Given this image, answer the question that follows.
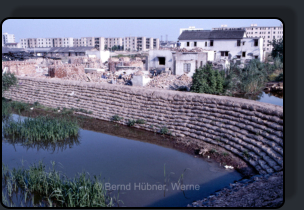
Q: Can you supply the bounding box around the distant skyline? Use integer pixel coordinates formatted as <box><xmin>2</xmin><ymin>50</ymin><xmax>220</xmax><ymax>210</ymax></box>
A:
<box><xmin>2</xmin><ymin>19</ymin><xmax>282</xmax><ymax>42</ymax></box>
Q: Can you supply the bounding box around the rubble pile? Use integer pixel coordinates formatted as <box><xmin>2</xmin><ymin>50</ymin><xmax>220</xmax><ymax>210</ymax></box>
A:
<box><xmin>146</xmin><ymin>73</ymin><xmax>192</xmax><ymax>90</ymax></box>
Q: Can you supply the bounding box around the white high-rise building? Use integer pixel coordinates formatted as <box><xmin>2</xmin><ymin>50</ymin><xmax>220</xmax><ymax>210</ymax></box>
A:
<box><xmin>212</xmin><ymin>24</ymin><xmax>283</xmax><ymax>52</ymax></box>
<box><xmin>2</xmin><ymin>33</ymin><xmax>15</xmax><ymax>46</ymax></box>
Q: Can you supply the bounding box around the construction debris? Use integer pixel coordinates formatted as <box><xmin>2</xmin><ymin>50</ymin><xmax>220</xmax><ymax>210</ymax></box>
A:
<box><xmin>146</xmin><ymin>73</ymin><xmax>192</xmax><ymax>90</ymax></box>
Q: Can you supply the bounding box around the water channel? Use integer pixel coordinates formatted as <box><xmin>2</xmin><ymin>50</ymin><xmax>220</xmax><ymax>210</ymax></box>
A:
<box><xmin>234</xmin><ymin>91</ymin><xmax>283</xmax><ymax>106</ymax></box>
<box><xmin>2</xmin><ymin>114</ymin><xmax>243</xmax><ymax>207</ymax></box>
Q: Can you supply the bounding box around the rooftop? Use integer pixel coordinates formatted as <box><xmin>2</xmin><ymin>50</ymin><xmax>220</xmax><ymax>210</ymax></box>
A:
<box><xmin>178</xmin><ymin>30</ymin><xmax>246</xmax><ymax>40</ymax></box>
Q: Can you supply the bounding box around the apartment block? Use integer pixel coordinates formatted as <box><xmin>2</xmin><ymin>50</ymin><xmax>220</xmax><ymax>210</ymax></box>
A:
<box><xmin>19</xmin><ymin>36</ymin><xmax>159</xmax><ymax>51</ymax></box>
<box><xmin>124</xmin><ymin>37</ymin><xmax>159</xmax><ymax>51</ymax></box>
<box><xmin>94</xmin><ymin>37</ymin><xmax>105</xmax><ymax>50</ymax></box>
<box><xmin>212</xmin><ymin>24</ymin><xmax>283</xmax><ymax>52</ymax></box>
<box><xmin>104</xmin><ymin>37</ymin><xmax>123</xmax><ymax>50</ymax></box>
<box><xmin>2</xmin><ymin>33</ymin><xmax>15</xmax><ymax>46</ymax></box>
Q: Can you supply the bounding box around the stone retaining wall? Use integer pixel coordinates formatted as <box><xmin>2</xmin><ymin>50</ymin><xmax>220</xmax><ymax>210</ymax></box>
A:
<box><xmin>3</xmin><ymin>76</ymin><xmax>283</xmax><ymax>175</ymax></box>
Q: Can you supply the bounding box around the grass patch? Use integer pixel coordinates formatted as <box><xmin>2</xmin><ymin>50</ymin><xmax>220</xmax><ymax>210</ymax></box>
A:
<box><xmin>111</xmin><ymin>115</ymin><xmax>123</xmax><ymax>122</ymax></box>
<box><xmin>135</xmin><ymin>119</ymin><xmax>145</xmax><ymax>124</ymax></box>
<box><xmin>209</xmin><ymin>149</ymin><xmax>217</xmax><ymax>154</ymax></box>
<box><xmin>127</xmin><ymin>119</ymin><xmax>136</xmax><ymax>127</ymax></box>
<box><xmin>242</xmin><ymin>150</ymin><xmax>250</xmax><ymax>159</ymax></box>
<box><xmin>159</xmin><ymin>126</ymin><xmax>171</xmax><ymax>135</ymax></box>
<box><xmin>2</xmin><ymin>161</ymin><xmax>119</xmax><ymax>207</ymax></box>
<box><xmin>3</xmin><ymin>116</ymin><xmax>79</xmax><ymax>143</ymax></box>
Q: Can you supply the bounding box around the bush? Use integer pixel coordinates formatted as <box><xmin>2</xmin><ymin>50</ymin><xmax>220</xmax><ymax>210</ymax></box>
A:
<box><xmin>268</xmin><ymin>73</ymin><xmax>278</xmax><ymax>82</ymax></box>
<box><xmin>2</xmin><ymin>72</ymin><xmax>18</xmax><ymax>92</ymax></box>
<box><xmin>135</xmin><ymin>119</ymin><xmax>145</xmax><ymax>124</ymax></box>
<box><xmin>159</xmin><ymin>126</ymin><xmax>171</xmax><ymax>135</ymax></box>
<box><xmin>191</xmin><ymin>64</ymin><xmax>225</xmax><ymax>95</ymax></box>
<box><xmin>224</xmin><ymin>59</ymin><xmax>276</xmax><ymax>94</ymax></box>
<box><xmin>127</xmin><ymin>119</ymin><xmax>136</xmax><ymax>127</ymax></box>
<box><xmin>275</xmin><ymin>73</ymin><xmax>283</xmax><ymax>81</ymax></box>
<box><xmin>111</xmin><ymin>115</ymin><xmax>123</xmax><ymax>122</ymax></box>
<box><xmin>10</xmin><ymin>101</ymin><xmax>30</xmax><ymax>112</ymax></box>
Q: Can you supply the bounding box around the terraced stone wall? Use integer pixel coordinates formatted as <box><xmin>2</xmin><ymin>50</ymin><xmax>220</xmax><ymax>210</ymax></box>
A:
<box><xmin>3</xmin><ymin>76</ymin><xmax>283</xmax><ymax>175</ymax></box>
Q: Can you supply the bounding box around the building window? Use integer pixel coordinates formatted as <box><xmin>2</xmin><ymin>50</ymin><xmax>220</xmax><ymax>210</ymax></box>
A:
<box><xmin>187</xmin><ymin>42</ymin><xmax>190</xmax><ymax>47</ymax></box>
<box><xmin>254</xmin><ymin>56</ymin><xmax>259</xmax><ymax>59</ymax></box>
<box><xmin>183</xmin><ymin>63</ymin><xmax>191</xmax><ymax>73</ymax></box>
<box><xmin>210</xmin><ymin>40</ymin><xmax>214</xmax><ymax>46</ymax></box>
<box><xmin>237</xmin><ymin>55</ymin><xmax>241</xmax><ymax>59</ymax></box>
<box><xmin>242</xmin><ymin>52</ymin><xmax>246</xmax><ymax>57</ymax></box>
<box><xmin>254</xmin><ymin>39</ymin><xmax>259</xmax><ymax>46</ymax></box>
<box><xmin>237</xmin><ymin>40</ymin><xmax>241</xmax><ymax>46</ymax></box>
<box><xmin>205</xmin><ymin>42</ymin><xmax>207</xmax><ymax>47</ymax></box>
<box><xmin>243</xmin><ymin>41</ymin><xmax>245</xmax><ymax>45</ymax></box>
<box><xmin>221</xmin><ymin>51</ymin><xmax>229</xmax><ymax>56</ymax></box>
<box><xmin>194</xmin><ymin>42</ymin><xmax>197</xmax><ymax>47</ymax></box>
<box><xmin>158</xmin><ymin>57</ymin><xmax>166</xmax><ymax>65</ymax></box>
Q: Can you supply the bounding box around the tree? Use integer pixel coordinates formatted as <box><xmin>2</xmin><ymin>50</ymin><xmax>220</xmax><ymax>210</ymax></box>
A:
<box><xmin>268</xmin><ymin>38</ymin><xmax>283</xmax><ymax>62</ymax></box>
<box><xmin>190</xmin><ymin>64</ymin><xmax>225</xmax><ymax>95</ymax></box>
<box><xmin>111</xmin><ymin>45</ymin><xmax>118</xmax><ymax>51</ymax></box>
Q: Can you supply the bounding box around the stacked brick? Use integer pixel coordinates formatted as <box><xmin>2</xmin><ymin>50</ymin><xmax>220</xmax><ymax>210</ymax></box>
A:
<box><xmin>4</xmin><ymin>76</ymin><xmax>283</xmax><ymax>176</ymax></box>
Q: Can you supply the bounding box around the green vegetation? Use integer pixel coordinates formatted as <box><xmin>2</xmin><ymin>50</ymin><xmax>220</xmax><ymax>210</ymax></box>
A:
<box><xmin>2</xmin><ymin>72</ymin><xmax>18</xmax><ymax>93</ymax></box>
<box><xmin>127</xmin><ymin>119</ymin><xmax>136</xmax><ymax>127</ymax></box>
<box><xmin>159</xmin><ymin>126</ymin><xmax>171</xmax><ymax>135</ymax></box>
<box><xmin>275</xmin><ymin>73</ymin><xmax>283</xmax><ymax>82</ymax></box>
<box><xmin>3</xmin><ymin>116</ymin><xmax>79</xmax><ymax>143</ymax></box>
<box><xmin>126</xmin><ymin>119</ymin><xmax>145</xmax><ymax>126</ymax></box>
<box><xmin>209</xmin><ymin>149</ymin><xmax>218</xmax><ymax>154</ymax></box>
<box><xmin>191</xmin><ymin>52</ymin><xmax>283</xmax><ymax>96</ymax></box>
<box><xmin>242</xmin><ymin>150</ymin><xmax>250</xmax><ymax>159</ymax></box>
<box><xmin>268</xmin><ymin>38</ymin><xmax>283</xmax><ymax>62</ymax></box>
<box><xmin>135</xmin><ymin>119</ymin><xmax>145</xmax><ymax>124</ymax></box>
<box><xmin>191</xmin><ymin>64</ymin><xmax>225</xmax><ymax>95</ymax></box>
<box><xmin>111</xmin><ymin>115</ymin><xmax>124</xmax><ymax>122</ymax></box>
<box><xmin>2</xmin><ymin>161</ymin><xmax>119</xmax><ymax>207</ymax></box>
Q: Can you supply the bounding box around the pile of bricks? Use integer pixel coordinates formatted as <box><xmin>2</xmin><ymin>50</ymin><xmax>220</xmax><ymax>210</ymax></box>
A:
<box><xmin>146</xmin><ymin>73</ymin><xmax>192</xmax><ymax>90</ymax></box>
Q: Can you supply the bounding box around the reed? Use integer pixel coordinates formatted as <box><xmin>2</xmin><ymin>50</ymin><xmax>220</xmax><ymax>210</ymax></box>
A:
<box><xmin>3</xmin><ymin>116</ymin><xmax>79</xmax><ymax>143</ymax></box>
<box><xmin>2</xmin><ymin>161</ymin><xmax>119</xmax><ymax>207</ymax></box>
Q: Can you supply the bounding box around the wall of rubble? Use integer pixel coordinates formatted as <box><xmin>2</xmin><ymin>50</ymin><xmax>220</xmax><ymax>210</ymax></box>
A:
<box><xmin>2</xmin><ymin>61</ymin><xmax>38</xmax><ymax>75</ymax></box>
<box><xmin>48</xmin><ymin>64</ymin><xmax>85</xmax><ymax>78</ymax></box>
<box><xmin>3</xmin><ymin>76</ymin><xmax>283</xmax><ymax>175</ymax></box>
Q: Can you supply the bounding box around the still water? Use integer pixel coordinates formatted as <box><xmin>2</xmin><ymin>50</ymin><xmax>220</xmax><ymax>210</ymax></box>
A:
<box><xmin>2</xmin><ymin>114</ymin><xmax>242</xmax><ymax>207</ymax></box>
<box><xmin>234</xmin><ymin>91</ymin><xmax>283</xmax><ymax>106</ymax></box>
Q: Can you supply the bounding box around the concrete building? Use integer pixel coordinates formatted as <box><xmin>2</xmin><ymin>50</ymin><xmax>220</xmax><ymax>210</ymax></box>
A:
<box><xmin>212</xmin><ymin>24</ymin><xmax>283</xmax><ymax>52</ymax></box>
<box><xmin>148</xmin><ymin>49</ymin><xmax>212</xmax><ymax>76</ymax></box>
<box><xmin>178</xmin><ymin>30</ymin><xmax>263</xmax><ymax>62</ymax></box>
<box><xmin>124</xmin><ymin>37</ymin><xmax>159</xmax><ymax>51</ymax></box>
<box><xmin>105</xmin><ymin>37</ymin><xmax>123</xmax><ymax>50</ymax></box>
<box><xmin>4</xmin><ymin>43</ymin><xmax>21</xmax><ymax>48</ymax></box>
<box><xmin>2</xmin><ymin>33</ymin><xmax>15</xmax><ymax>46</ymax></box>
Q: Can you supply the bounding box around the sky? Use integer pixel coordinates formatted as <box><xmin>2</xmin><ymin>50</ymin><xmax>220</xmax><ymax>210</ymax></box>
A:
<box><xmin>2</xmin><ymin>19</ymin><xmax>282</xmax><ymax>42</ymax></box>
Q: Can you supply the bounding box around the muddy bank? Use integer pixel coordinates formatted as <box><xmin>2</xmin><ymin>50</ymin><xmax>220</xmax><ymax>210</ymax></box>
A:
<box><xmin>188</xmin><ymin>171</ymin><xmax>283</xmax><ymax>207</ymax></box>
<box><xmin>264</xmin><ymin>81</ymin><xmax>283</xmax><ymax>92</ymax></box>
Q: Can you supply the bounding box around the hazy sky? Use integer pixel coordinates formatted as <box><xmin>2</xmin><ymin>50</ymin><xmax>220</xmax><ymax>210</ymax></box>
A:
<box><xmin>2</xmin><ymin>19</ymin><xmax>282</xmax><ymax>42</ymax></box>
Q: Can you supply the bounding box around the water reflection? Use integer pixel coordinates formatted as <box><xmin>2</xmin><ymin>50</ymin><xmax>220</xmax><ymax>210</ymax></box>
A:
<box><xmin>233</xmin><ymin>91</ymin><xmax>283</xmax><ymax>106</ymax></box>
<box><xmin>2</xmin><ymin>134</ymin><xmax>80</xmax><ymax>153</ymax></box>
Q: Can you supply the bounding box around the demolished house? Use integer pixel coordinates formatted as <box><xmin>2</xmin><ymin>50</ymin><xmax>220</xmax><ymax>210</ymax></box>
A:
<box><xmin>147</xmin><ymin>49</ymin><xmax>214</xmax><ymax>77</ymax></box>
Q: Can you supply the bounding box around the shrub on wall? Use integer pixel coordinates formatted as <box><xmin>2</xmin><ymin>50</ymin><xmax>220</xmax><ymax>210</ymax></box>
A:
<box><xmin>190</xmin><ymin>65</ymin><xmax>225</xmax><ymax>95</ymax></box>
<box><xmin>2</xmin><ymin>72</ymin><xmax>18</xmax><ymax>93</ymax></box>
